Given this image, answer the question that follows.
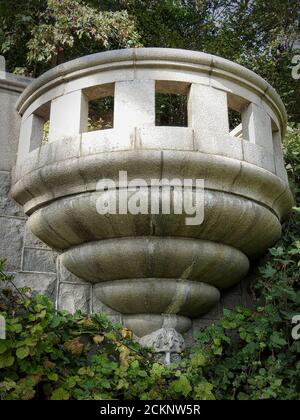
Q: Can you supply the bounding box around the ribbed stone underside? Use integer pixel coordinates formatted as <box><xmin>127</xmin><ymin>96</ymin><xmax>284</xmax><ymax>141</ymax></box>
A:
<box><xmin>61</xmin><ymin>237</ymin><xmax>249</xmax><ymax>286</ymax></box>
<box><xmin>93</xmin><ymin>279</ymin><xmax>220</xmax><ymax>335</ymax></box>
<box><xmin>13</xmin><ymin>148</ymin><xmax>289</xmax><ymax>336</ymax></box>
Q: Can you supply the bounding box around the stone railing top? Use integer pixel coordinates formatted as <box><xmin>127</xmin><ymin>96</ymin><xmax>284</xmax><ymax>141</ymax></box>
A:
<box><xmin>15</xmin><ymin>48</ymin><xmax>287</xmax><ymax>131</ymax></box>
<box><xmin>0</xmin><ymin>55</ymin><xmax>33</xmax><ymax>93</ymax></box>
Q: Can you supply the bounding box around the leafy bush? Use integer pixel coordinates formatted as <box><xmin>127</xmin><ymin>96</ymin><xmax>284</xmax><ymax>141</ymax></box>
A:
<box><xmin>284</xmin><ymin>124</ymin><xmax>300</xmax><ymax>203</ymax></box>
<box><xmin>191</xmin><ymin>125</ymin><xmax>300</xmax><ymax>400</ymax></box>
<box><xmin>195</xmin><ymin>209</ymin><xmax>300</xmax><ymax>400</ymax></box>
<box><xmin>194</xmin><ymin>125</ymin><xmax>300</xmax><ymax>399</ymax></box>
<box><xmin>0</xmin><ymin>264</ymin><xmax>214</xmax><ymax>400</ymax></box>
<box><xmin>0</xmin><ymin>126</ymin><xmax>299</xmax><ymax>400</ymax></box>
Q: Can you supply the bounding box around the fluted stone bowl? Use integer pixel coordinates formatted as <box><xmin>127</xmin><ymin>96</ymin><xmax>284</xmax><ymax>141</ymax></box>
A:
<box><xmin>11</xmin><ymin>48</ymin><xmax>293</xmax><ymax>337</ymax></box>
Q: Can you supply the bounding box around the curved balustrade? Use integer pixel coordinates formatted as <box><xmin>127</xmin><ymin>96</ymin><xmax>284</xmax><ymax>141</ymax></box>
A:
<box><xmin>11</xmin><ymin>48</ymin><xmax>293</xmax><ymax>341</ymax></box>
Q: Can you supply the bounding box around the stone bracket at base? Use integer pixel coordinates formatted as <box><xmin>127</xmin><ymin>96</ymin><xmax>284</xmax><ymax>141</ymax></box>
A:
<box><xmin>139</xmin><ymin>327</ymin><xmax>185</xmax><ymax>365</ymax></box>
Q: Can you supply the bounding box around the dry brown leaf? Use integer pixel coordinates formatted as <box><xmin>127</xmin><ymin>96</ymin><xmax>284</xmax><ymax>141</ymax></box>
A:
<box><xmin>121</xmin><ymin>327</ymin><xmax>133</xmax><ymax>339</ymax></box>
<box><xmin>43</xmin><ymin>359</ymin><xmax>56</xmax><ymax>369</ymax></box>
<box><xmin>119</xmin><ymin>344</ymin><xmax>130</xmax><ymax>368</ymax></box>
<box><xmin>64</xmin><ymin>337</ymin><xmax>84</xmax><ymax>355</ymax></box>
<box><xmin>93</xmin><ymin>334</ymin><xmax>104</xmax><ymax>345</ymax></box>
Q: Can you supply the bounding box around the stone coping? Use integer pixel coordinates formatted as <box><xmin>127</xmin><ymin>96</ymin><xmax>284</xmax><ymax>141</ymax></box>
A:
<box><xmin>0</xmin><ymin>71</ymin><xmax>32</xmax><ymax>93</ymax></box>
<box><xmin>15</xmin><ymin>48</ymin><xmax>287</xmax><ymax>131</ymax></box>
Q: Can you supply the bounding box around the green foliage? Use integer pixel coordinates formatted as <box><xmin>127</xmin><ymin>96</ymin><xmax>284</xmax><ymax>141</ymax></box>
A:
<box><xmin>190</xmin><ymin>125</ymin><xmax>300</xmax><ymax>400</ymax></box>
<box><xmin>0</xmin><ymin>262</ymin><xmax>216</xmax><ymax>400</ymax></box>
<box><xmin>194</xmin><ymin>216</ymin><xmax>300</xmax><ymax>399</ymax></box>
<box><xmin>1</xmin><ymin>244</ymin><xmax>298</xmax><ymax>400</ymax></box>
<box><xmin>87</xmin><ymin>96</ymin><xmax>114</xmax><ymax>131</ymax></box>
<box><xmin>123</xmin><ymin>0</ymin><xmax>300</xmax><ymax>122</ymax></box>
<box><xmin>155</xmin><ymin>93</ymin><xmax>187</xmax><ymax>127</ymax></box>
<box><xmin>284</xmin><ymin>124</ymin><xmax>300</xmax><ymax>203</ymax></box>
<box><xmin>0</xmin><ymin>0</ymin><xmax>141</xmax><ymax>76</ymax></box>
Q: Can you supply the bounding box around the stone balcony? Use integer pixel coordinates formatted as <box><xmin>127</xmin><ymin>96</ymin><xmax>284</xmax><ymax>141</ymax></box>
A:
<box><xmin>11</xmin><ymin>48</ymin><xmax>293</xmax><ymax>343</ymax></box>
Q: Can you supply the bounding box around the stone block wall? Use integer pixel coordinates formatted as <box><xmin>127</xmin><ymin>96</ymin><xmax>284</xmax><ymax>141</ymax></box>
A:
<box><xmin>0</xmin><ymin>171</ymin><xmax>57</xmax><ymax>299</ymax></box>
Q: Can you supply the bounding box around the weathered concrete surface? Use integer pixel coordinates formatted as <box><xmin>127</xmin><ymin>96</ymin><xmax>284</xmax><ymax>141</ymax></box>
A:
<box><xmin>7</xmin><ymin>49</ymin><xmax>293</xmax><ymax>339</ymax></box>
<box><xmin>24</xmin><ymin>221</ymin><xmax>50</xmax><ymax>249</ymax></box>
<box><xmin>0</xmin><ymin>89</ymin><xmax>23</xmax><ymax>171</ymax></box>
<box><xmin>136</xmin><ymin>126</ymin><xmax>193</xmax><ymax>150</ymax></box>
<box><xmin>61</xmin><ymin>237</ymin><xmax>249</xmax><ymax>289</ymax></box>
<box><xmin>94</xmin><ymin>279</ymin><xmax>220</xmax><ymax>317</ymax></box>
<box><xmin>123</xmin><ymin>314</ymin><xmax>192</xmax><ymax>337</ymax></box>
<box><xmin>23</xmin><ymin>247</ymin><xmax>57</xmax><ymax>273</ymax></box>
<box><xmin>0</xmin><ymin>56</ymin><xmax>32</xmax><ymax>171</ymax></box>
<box><xmin>0</xmin><ymin>216</ymin><xmax>25</xmax><ymax>271</ymax></box>
<box><xmin>25</xmin><ymin>183</ymin><xmax>281</xmax><ymax>258</ymax></box>
<box><xmin>0</xmin><ymin>171</ymin><xmax>23</xmax><ymax>217</ymax></box>
<box><xmin>49</xmin><ymin>90</ymin><xmax>88</xmax><ymax>142</ymax></box>
<box><xmin>114</xmin><ymin>80</ymin><xmax>155</xmax><ymax>130</ymax></box>
<box><xmin>6</xmin><ymin>271</ymin><xmax>57</xmax><ymax>301</ymax></box>
<box><xmin>57</xmin><ymin>282</ymin><xmax>91</xmax><ymax>314</ymax></box>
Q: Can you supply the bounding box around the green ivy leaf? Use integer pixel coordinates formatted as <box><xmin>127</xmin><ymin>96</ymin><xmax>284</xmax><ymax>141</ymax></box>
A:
<box><xmin>16</xmin><ymin>346</ymin><xmax>30</xmax><ymax>359</ymax></box>
<box><xmin>259</xmin><ymin>263</ymin><xmax>277</xmax><ymax>278</ymax></box>
<box><xmin>270</xmin><ymin>333</ymin><xmax>287</xmax><ymax>348</ymax></box>
<box><xmin>0</xmin><ymin>341</ymin><xmax>8</xmax><ymax>354</ymax></box>
<box><xmin>48</xmin><ymin>372</ymin><xmax>59</xmax><ymax>381</ymax></box>
<box><xmin>51</xmin><ymin>388</ymin><xmax>70</xmax><ymax>400</ymax></box>
<box><xmin>171</xmin><ymin>375</ymin><xmax>192</xmax><ymax>397</ymax></box>
<box><xmin>0</xmin><ymin>353</ymin><xmax>15</xmax><ymax>368</ymax></box>
<box><xmin>194</xmin><ymin>382</ymin><xmax>215</xmax><ymax>400</ymax></box>
<box><xmin>191</xmin><ymin>352</ymin><xmax>206</xmax><ymax>368</ymax></box>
